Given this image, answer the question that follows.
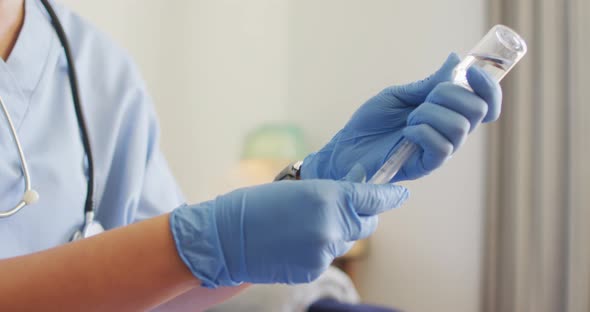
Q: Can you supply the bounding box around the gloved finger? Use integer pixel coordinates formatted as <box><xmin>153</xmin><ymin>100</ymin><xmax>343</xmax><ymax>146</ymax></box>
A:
<box><xmin>466</xmin><ymin>66</ymin><xmax>503</xmax><ymax>122</ymax></box>
<box><xmin>342</xmin><ymin>163</ymin><xmax>367</xmax><ymax>183</ymax></box>
<box><xmin>352</xmin><ymin>215</ymin><xmax>379</xmax><ymax>241</ymax></box>
<box><xmin>331</xmin><ymin>241</ymin><xmax>355</xmax><ymax>258</ymax></box>
<box><xmin>407</xmin><ymin>102</ymin><xmax>470</xmax><ymax>149</ymax></box>
<box><xmin>343</xmin><ymin>182</ymin><xmax>409</xmax><ymax>216</ymax></box>
<box><xmin>384</xmin><ymin>53</ymin><xmax>461</xmax><ymax>105</ymax></box>
<box><xmin>403</xmin><ymin>124</ymin><xmax>453</xmax><ymax>171</ymax></box>
<box><xmin>425</xmin><ymin>82</ymin><xmax>489</xmax><ymax>131</ymax></box>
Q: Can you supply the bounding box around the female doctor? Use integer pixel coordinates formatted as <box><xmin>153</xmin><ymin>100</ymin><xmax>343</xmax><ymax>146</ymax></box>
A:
<box><xmin>0</xmin><ymin>0</ymin><xmax>501</xmax><ymax>310</ymax></box>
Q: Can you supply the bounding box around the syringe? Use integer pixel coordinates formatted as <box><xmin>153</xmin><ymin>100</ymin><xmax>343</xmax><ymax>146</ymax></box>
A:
<box><xmin>368</xmin><ymin>25</ymin><xmax>527</xmax><ymax>184</ymax></box>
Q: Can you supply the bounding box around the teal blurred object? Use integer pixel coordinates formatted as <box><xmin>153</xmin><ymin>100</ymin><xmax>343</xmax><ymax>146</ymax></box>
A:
<box><xmin>241</xmin><ymin>124</ymin><xmax>307</xmax><ymax>161</ymax></box>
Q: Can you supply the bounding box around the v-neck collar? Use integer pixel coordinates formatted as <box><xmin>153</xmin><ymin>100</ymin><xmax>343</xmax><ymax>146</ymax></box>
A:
<box><xmin>4</xmin><ymin>0</ymin><xmax>57</xmax><ymax>97</ymax></box>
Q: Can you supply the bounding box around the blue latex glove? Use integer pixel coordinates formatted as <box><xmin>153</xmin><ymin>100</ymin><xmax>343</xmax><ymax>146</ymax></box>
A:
<box><xmin>301</xmin><ymin>53</ymin><xmax>502</xmax><ymax>182</ymax></box>
<box><xmin>170</xmin><ymin>165</ymin><xmax>408</xmax><ymax>288</ymax></box>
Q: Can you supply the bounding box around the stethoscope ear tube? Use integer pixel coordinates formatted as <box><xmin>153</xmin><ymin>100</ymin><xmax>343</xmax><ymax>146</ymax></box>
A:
<box><xmin>0</xmin><ymin>95</ymin><xmax>39</xmax><ymax>218</ymax></box>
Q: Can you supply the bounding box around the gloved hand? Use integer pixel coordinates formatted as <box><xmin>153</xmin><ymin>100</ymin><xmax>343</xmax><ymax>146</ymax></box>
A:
<box><xmin>301</xmin><ymin>53</ymin><xmax>502</xmax><ymax>182</ymax></box>
<box><xmin>169</xmin><ymin>165</ymin><xmax>408</xmax><ymax>288</ymax></box>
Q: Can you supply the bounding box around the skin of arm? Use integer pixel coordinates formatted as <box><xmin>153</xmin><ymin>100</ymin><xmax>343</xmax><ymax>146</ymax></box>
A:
<box><xmin>0</xmin><ymin>213</ymin><xmax>246</xmax><ymax>311</ymax></box>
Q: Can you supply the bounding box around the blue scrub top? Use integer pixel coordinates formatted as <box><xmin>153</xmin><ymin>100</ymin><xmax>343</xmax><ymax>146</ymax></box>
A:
<box><xmin>0</xmin><ymin>0</ymin><xmax>185</xmax><ymax>258</ymax></box>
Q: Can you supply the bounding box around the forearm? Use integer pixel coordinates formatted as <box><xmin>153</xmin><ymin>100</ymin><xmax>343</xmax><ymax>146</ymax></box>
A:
<box><xmin>0</xmin><ymin>213</ymin><xmax>216</xmax><ymax>311</ymax></box>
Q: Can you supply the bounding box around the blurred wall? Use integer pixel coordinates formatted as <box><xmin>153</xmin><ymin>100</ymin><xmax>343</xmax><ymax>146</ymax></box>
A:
<box><xmin>59</xmin><ymin>1</ymin><xmax>486</xmax><ymax>311</ymax></box>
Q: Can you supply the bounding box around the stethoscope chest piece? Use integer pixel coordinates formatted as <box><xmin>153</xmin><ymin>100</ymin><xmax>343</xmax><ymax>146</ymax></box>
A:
<box><xmin>70</xmin><ymin>211</ymin><xmax>105</xmax><ymax>241</ymax></box>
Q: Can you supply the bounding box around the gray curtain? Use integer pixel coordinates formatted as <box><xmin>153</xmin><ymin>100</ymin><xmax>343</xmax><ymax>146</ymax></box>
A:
<box><xmin>483</xmin><ymin>0</ymin><xmax>590</xmax><ymax>311</ymax></box>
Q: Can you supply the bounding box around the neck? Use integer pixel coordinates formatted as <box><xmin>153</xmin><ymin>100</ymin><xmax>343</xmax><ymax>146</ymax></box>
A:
<box><xmin>0</xmin><ymin>0</ymin><xmax>25</xmax><ymax>61</ymax></box>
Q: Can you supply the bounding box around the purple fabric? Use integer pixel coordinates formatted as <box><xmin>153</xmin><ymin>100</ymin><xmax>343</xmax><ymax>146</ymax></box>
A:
<box><xmin>308</xmin><ymin>298</ymin><xmax>400</xmax><ymax>312</ymax></box>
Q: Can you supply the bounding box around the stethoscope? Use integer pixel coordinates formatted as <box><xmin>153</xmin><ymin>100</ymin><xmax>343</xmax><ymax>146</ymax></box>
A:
<box><xmin>0</xmin><ymin>0</ymin><xmax>104</xmax><ymax>241</ymax></box>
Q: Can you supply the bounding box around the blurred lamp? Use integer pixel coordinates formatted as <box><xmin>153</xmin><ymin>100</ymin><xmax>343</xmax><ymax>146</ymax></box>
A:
<box><xmin>237</xmin><ymin>123</ymin><xmax>307</xmax><ymax>186</ymax></box>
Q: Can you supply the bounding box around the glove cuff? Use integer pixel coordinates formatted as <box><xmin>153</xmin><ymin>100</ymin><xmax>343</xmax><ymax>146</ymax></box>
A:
<box><xmin>169</xmin><ymin>202</ymin><xmax>242</xmax><ymax>288</ymax></box>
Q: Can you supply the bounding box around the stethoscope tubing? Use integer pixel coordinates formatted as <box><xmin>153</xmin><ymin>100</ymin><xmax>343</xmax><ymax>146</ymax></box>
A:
<box><xmin>40</xmin><ymin>0</ymin><xmax>95</xmax><ymax>216</ymax></box>
<box><xmin>0</xmin><ymin>0</ymin><xmax>97</xmax><ymax>239</ymax></box>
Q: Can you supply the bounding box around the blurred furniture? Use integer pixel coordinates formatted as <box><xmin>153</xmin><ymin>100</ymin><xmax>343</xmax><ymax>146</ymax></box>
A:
<box><xmin>207</xmin><ymin>266</ymin><xmax>360</xmax><ymax>312</ymax></box>
<box><xmin>308</xmin><ymin>298</ymin><xmax>400</xmax><ymax>312</ymax></box>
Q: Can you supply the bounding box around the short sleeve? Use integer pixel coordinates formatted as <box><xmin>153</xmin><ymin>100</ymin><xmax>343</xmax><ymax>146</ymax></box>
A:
<box><xmin>93</xmin><ymin>73</ymin><xmax>186</xmax><ymax>228</ymax></box>
<box><xmin>94</xmin><ymin>81</ymin><xmax>185</xmax><ymax>227</ymax></box>
<box><xmin>50</xmin><ymin>2</ymin><xmax>186</xmax><ymax>229</ymax></box>
<box><xmin>133</xmin><ymin>106</ymin><xmax>186</xmax><ymax>222</ymax></box>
